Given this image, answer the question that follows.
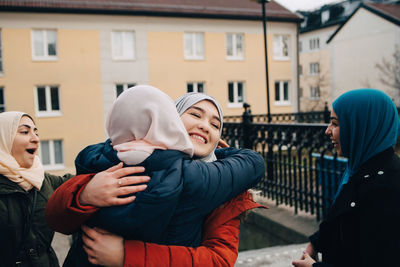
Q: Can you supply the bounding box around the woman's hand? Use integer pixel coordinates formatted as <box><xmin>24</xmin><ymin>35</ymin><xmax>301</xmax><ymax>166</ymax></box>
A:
<box><xmin>79</xmin><ymin>162</ymin><xmax>150</xmax><ymax>207</ymax></box>
<box><xmin>304</xmin><ymin>242</ymin><xmax>317</xmax><ymax>259</ymax></box>
<box><xmin>82</xmin><ymin>225</ymin><xmax>124</xmax><ymax>267</ymax></box>
<box><xmin>292</xmin><ymin>251</ymin><xmax>316</xmax><ymax>267</ymax></box>
<box><xmin>217</xmin><ymin>139</ymin><xmax>229</xmax><ymax>148</ymax></box>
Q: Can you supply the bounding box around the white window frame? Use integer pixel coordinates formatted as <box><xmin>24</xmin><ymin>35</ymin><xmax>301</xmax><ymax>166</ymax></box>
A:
<box><xmin>115</xmin><ymin>83</ymin><xmax>136</xmax><ymax>98</ymax></box>
<box><xmin>187</xmin><ymin>82</ymin><xmax>205</xmax><ymax>93</ymax></box>
<box><xmin>310</xmin><ymin>86</ymin><xmax>320</xmax><ymax>100</ymax></box>
<box><xmin>309</xmin><ymin>62</ymin><xmax>320</xmax><ymax>76</ymax></box>
<box><xmin>309</xmin><ymin>38</ymin><xmax>320</xmax><ymax>51</ymax></box>
<box><xmin>31</xmin><ymin>29</ymin><xmax>58</xmax><ymax>61</ymax></box>
<box><xmin>0</xmin><ymin>87</ymin><xmax>5</xmax><ymax>112</ymax></box>
<box><xmin>111</xmin><ymin>31</ymin><xmax>135</xmax><ymax>60</ymax></box>
<box><xmin>34</xmin><ymin>85</ymin><xmax>61</xmax><ymax>117</ymax></box>
<box><xmin>321</xmin><ymin>10</ymin><xmax>330</xmax><ymax>24</ymax></box>
<box><xmin>274</xmin><ymin>81</ymin><xmax>291</xmax><ymax>106</ymax></box>
<box><xmin>40</xmin><ymin>139</ymin><xmax>65</xmax><ymax>171</ymax></box>
<box><xmin>226</xmin><ymin>33</ymin><xmax>244</xmax><ymax>60</ymax></box>
<box><xmin>228</xmin><ymin>81</ymin><xmax>245</xmax><ymax>108</ymax></box>
<box><xmin>273</xmin><ymin>35</ymin><xmax>290</xmax><ymax>60</ymax></box>
<box><xmin>184</xmin><ymin>32</ymin><xmax>205</xmax><ymax>60</ymax></box>
<box><xmin>0</xmin><ymin>29</ymin><xmax>3</xmax><ymax>74</ymax></box>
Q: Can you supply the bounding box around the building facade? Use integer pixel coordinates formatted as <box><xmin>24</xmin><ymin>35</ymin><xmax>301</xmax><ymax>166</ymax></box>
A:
<box><xmin>0</xmin><ymin>0</ymin><xmax>301</xmax><ymax>173</ymax></box>
<box><xmin>298</xmin><ymin>0</ymin><xmax>399</xmax><ymax>110</ymax></box>
<box><xmin>328</xmin><ymin>2</ymin><xmax>400</xmax><ymax>105</ymax></box>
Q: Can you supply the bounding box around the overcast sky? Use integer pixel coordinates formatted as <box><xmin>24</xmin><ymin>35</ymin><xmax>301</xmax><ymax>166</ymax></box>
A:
<box><xmin>274</xmin><ymin>0</ymin><xmax>342</xmax><ymax>12</ymax></box>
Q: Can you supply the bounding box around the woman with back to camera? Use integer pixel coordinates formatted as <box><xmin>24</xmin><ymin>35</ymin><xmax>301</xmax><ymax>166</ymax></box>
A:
<box><xmin>46</xmin><ymin>86</ymin><xmax>265</xmax><ymax>266</ymax></box>
<box><xmin>292</xmin><ymin>88</ymin><xmax>400</xmax><ymax>267</ymax></box>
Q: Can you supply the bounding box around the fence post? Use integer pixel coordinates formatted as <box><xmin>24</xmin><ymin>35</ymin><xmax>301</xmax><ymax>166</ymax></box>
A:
<box><xmin>323</xmin><ymin>102</ymin><xmax>330</xmax><ymax>123</ymax></box>
<box><xmin>242</xmin><ymin>103</ymin><xmax>253</xmax><ymax>149</ymax></box>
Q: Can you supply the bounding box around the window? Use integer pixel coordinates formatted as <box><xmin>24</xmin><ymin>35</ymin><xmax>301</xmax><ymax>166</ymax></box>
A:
<box><xmin>228</xmin><ymin>81</ymin><xmax>244</xmax><ymax>108</ymax></box>
<box><xmin>112</xmin><ymin>31</ymin><xmax>135</xmax><ymax>60</ymax></box>
<box><xmin>0</xmin><ymin>29</ymin><xmax>3</xmax><ymax>73</ymax></box>
<box><xmin>273</xmin><ymin>35</ymin><xmax>289</xmax><ymax>60</ymax></box>
<box><xmin>310</xmin><ymin>86</ymin><xmax>320</xmax><ymax>100</ymax></box>
<box><xmin>226</xmin><ymin>33</ymin><xmax>244</xmax><ymax>60</ymax></box>
<box><xmin>32</xmin><ymin>29</ymin><xmax>57</xmax><ymax>60</ymax></box>
<box><xmin>274</xmin><ymin>81</ymin><xmax>290</xmax><ymax>105</ymax></box>
<box><xmin>187</xmin><ymin>82</ymin><xmax>205</xmax><ymax>93</ymax></box>
<box><xmin>299</xmin><ymin>65</ymin><xmax>303</xmax><ymax>76</ymax></box>
<box><xmin>299</xmin><ymin>41</ymin><xmax>302</xmax><ymax>53</ymax></box>
<box><xmin>321</xmin><ymin>10</ymin><xmax>330</xmax><ymax>24</ymax></box>
<box><xmin>35</xmin><ymin>85</ymin><xmax>61</xmax><ymax>116</ymax></box>
<box><xmin>0</xmin><ymin>87</ymin><xmax>4</xmax><ymax>112</ymax></box>
<box><xmin>184</xmin><ymin>32</ymin><xmax>204</xmax><ymax>60</ymax></box>
<box><xmin>309</xmin><ymin>63</ymin><xmax>320</xmax><ymax>75</ymax></box>
<box><xmin>309</xmin><ymin>38</ymin><xmax>320</xmax><ymax>51</ymax></box>
<box><xmin>40</xmin><ymin>140</ymin><xmax>64</xmax><ymax>170</ymax></box>
<box><xmin>116</xmin><ymin>83</ymin><xmax>136</xmax><ymax>98</ymax></box>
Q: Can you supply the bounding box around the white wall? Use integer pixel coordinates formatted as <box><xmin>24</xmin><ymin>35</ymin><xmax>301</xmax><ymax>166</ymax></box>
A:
<box><xmin>330</xmin><ymin>8</ymin><xmax>400</xmax><ymax>104</ymax></box>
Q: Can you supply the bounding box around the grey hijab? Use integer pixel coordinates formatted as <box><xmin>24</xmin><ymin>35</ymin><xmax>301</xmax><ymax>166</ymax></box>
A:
<box><xmin>175</xmin><ymin>92</ymin><xmax>223</xmax><ymax>162</ymax></box>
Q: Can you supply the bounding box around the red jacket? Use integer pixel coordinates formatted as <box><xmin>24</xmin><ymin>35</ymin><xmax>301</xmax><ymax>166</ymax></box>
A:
<box><xmin>46</xmin><ymin>174</ymin><xmax>266</xmax><ymax>267</ymax></box>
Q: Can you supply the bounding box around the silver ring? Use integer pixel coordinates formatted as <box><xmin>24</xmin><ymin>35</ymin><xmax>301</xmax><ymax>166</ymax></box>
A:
<box><xmin>118</xmin><ymin>180</ymin><xmax>122</xmax><ymax>185</ymax></box>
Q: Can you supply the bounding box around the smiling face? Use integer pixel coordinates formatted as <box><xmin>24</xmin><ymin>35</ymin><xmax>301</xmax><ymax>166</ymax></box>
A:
<box><xmin>325</xmin><ymin>109</ymin><xmax>341</xmax><ymax>156</ymax></box>
<box><xmin>11</xmin><ymin>116</ymin><xmax>40</xmax><ymax>168</ymax></box>
<box><xmin>180</xmin><ymin>100</ymin><xmax>221</xmax><ymax>158</ymax></box>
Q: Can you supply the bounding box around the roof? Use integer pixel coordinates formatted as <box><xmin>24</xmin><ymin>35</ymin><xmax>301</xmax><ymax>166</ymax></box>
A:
<box><xmin>299</xmin><ymin>0</ymin><xmax>361</xmax><ymax>33</ymax></box>
<box><xmin>327</xmin><ymin>1</ymin><xmax>400</xmax><ymax>43</ymax></box>
<box><xmin>0</xmin><ymin>0</ymin><xmax>302</xmax><ymax>22</ymax></box>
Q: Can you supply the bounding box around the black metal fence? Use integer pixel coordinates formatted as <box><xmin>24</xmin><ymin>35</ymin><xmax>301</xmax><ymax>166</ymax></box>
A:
<box><xmin>222</xmin><ymin>107</ymin><xmax>344</xmax><ymax>221</ymax></box>
<box><xmin>224</xmin><ymin>102</ymin><xmax>331</xmax><ymax>124</ymax></box>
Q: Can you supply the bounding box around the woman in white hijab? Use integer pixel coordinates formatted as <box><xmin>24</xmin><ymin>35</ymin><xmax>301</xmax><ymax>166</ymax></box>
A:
<box><xmin>46</xmin><ymin>85</ymin><xmax>265</xmax><ymax>267</ymax></box>
<box><xmin>0</xmin><ymin>112</ymin><xmax>72</xmax><ymax>266</ymax></box>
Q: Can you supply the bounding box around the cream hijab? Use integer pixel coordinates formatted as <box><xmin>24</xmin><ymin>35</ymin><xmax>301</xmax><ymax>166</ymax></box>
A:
<box><xmin>0</xmin><ymin>112</ymin><xmax>44</xmax><ymax>191</ymax></box>
<box><xmin>106</xmin><ymin>85</ymin><xmax>194</xmax><ymax>165</ymax></box>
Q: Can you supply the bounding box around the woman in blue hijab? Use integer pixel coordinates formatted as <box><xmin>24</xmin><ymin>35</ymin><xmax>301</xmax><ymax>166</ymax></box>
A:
<box><xmin>293</xmin><ymin>89</ymin><xmax>400</xmax><ymax>267</ymax></box>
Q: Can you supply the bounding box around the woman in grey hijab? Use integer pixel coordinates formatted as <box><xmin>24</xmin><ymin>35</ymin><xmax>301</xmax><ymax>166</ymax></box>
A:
<box><xmin>175</xmin><ymin>92</ymin><xmax>224</xmax><ymax>162</ymax></box>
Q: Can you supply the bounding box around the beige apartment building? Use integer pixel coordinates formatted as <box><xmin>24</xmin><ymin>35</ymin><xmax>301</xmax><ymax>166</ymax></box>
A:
<box><xmin>0</xmin><ymin>0</ymin><xmax>301</xmax><ymax>173</ymax></box>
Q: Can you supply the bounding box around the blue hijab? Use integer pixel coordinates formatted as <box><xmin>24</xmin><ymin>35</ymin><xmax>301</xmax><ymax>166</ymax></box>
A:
<box><xmin>333</xmin><ymin>88</ymin><xmax>399</xmax><ymax>191</ymax></box>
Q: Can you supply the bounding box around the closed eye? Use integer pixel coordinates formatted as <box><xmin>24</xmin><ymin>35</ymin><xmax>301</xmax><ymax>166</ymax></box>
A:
<box><xmin>211</xmin><ymin>123</ymin><xmax>220</xmax><ymax>130</ymax></box>
<box><xmin>190</xmin><ymin>112</ymin><xmax>201</xmax><ymax>118</ymax></box>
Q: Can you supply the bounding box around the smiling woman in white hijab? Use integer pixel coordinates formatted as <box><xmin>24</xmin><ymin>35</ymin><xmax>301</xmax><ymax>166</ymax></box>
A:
<box><xmin>0</xmin><ymin>111</ymin><xmax>73</xmax><ymax>267</ymax></box>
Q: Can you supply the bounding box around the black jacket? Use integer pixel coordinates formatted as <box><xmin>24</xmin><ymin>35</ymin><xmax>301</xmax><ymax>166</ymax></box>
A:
<box><xmin>0</xmin><ymin>173</ymin><xmax>71</xmax><ymax>267</ymax></box>
<box><xmin>310</xmin><ymin>148</ymin><xmax>400</xmax><ymax>267</ymax></box>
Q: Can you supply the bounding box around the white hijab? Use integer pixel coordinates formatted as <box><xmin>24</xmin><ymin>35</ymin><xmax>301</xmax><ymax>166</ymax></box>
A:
<box><xmin>106</xmin><ymin>85</ymin><xmax>194</xmax><ymax>165</ymax></box>
<box><xmin>0</xmin><ymin>112</ymin><xmax>44</xmax><ymax>191</ymax></box>
<box><xmin>175</xmin><ymin>93</ymin><xmax>223</xmax><ymax>162</ymax></box>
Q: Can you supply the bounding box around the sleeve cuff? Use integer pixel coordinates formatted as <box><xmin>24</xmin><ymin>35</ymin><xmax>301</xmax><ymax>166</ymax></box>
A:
<box><xmin>74</xmin><ymin>183</ymin><xmax>99</xmax><ymax>211</ymax></box>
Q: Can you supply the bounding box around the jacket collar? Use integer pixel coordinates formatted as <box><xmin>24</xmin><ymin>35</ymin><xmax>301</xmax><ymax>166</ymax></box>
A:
<box><xmin>0</xmin><ymin>174</ymin><xmax>27</xmax><ymax>194</ymax></box>
<box><xmin>142</xmin><ymin>149</ymin><xmax>189</xmax><ymax>172</ymax></box>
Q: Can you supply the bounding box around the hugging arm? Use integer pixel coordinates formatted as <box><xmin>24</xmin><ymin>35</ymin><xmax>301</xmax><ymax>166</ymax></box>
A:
<box><xmin>82</xmin><ymin>191</ymin><xmax>264</xmax><ymax>267</ymax></box>
<box><xmin>45</xmin><ymin>163</ymin><xmax>149</xmax><ymax>234</ymax></box>
<box><xmin>190</xmin><ymin>147</ymin><xmax>265</xmax><ymax>213</ymax></box>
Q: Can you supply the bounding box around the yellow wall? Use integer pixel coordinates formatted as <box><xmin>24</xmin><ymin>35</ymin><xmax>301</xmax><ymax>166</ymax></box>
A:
<box><xmin>147</xmin><ymin>31</ymin><xmax>294</xmax><ymax>116</ymax></box>
<box><xmin>0</xmin><ymin>28</ymin><xmax>105</xmax><ymax>174</ymax></box>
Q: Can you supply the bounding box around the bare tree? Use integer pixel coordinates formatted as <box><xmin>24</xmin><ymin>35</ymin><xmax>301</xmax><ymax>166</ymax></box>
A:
<box><xmin>375</xmin><ymin>45</ymin><xmax>400</xmax><ymax>101</ymax></box>
<box><xmin>300</xmin><ymin>62</ymin><xmax>330</xmax><ymax>111</ymax></box>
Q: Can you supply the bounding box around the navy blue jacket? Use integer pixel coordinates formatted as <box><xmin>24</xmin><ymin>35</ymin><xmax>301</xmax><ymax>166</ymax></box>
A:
<box><xmin>76</xmin><ymin>140</ymin><xmax>264</xmax><ymax>246</ymax></box>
